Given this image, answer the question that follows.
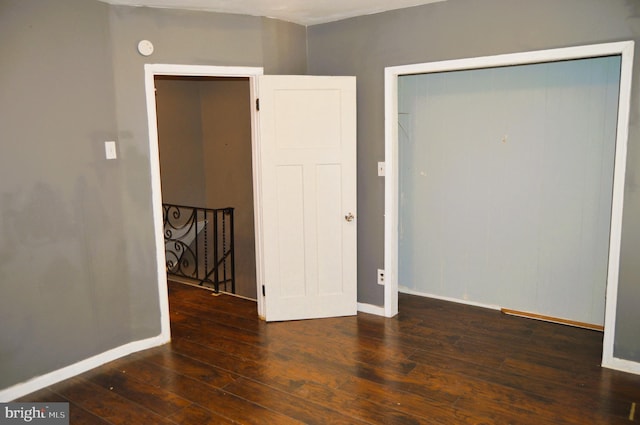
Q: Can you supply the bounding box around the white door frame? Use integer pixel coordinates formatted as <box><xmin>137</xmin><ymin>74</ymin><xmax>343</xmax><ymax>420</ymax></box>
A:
<box><xmin>383</xmin><ymin>41</ymin><xmax>637</xmax><ymax>374</ymax></box>
<box><xmin>144</xmin><ymin>64</ymin><xmax>266</xmax><ymax>340</ymax></box>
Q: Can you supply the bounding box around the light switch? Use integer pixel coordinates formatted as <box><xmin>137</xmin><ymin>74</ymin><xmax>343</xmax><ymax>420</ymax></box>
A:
<box><xmin>377</xmin><ymin>161</ymin><xmax>385</xmax><ymax>177</ymax></box>
<box><xmin>105</xmin><ymin>141</ymin><xmax>117</xmax><ymax>160</ymax></box>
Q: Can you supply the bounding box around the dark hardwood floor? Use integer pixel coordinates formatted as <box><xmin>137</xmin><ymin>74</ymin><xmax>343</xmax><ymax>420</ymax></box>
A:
<box><xmin>18</xmin><ymin>281</ymin><xmax>640</xmax><ymax>424</ymax></box>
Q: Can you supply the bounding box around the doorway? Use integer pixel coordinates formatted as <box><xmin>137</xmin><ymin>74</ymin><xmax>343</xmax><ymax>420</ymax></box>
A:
<box><xmin>397</xmin><ymin>56</ymin><xmax>620</xmax><ymax>328</ymax></box>
<box><xmin>154</xmin><ymin>75</ymin><xmax>257</xmax><ymax>300</ymax></box>
<box><xmin>146</xmin><ymin>67</ymin><xmax>358</xmax><ymax>328</ymax></box>
<box><xmin>384</xmin><ymin>41</ymin><xmax>635</xmax><ymax>372</ymax></box>
<box><xmin>144</xmin><ymin>65</ymin><xmax>265</xmax><ymax>342</ymax></box>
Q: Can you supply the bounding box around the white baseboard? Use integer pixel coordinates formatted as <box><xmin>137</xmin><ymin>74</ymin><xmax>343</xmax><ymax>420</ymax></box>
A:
<box><xmin>357</xmin><ymin>302</ymin><xmax>386</xmax><ymax>316</ymax></box>
<box><xmin>0</xmin><ymin>333</ymin><xmax>170</xmax><ymax>402</ymax></box>
<box><xmin>602</xmin><ymin>356</ymin><xmax>640</xmax><ymax>376</ymax></box>
<box><xmin>398</xmin><ymin>286</ymin><xmax>501</xmax><ymax>311</ymax></box>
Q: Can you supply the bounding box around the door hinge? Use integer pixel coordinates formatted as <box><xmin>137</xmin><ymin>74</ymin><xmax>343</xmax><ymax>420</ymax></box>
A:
<box><xmin>262</xmin><ymin>285</ymin><xmax>265</xmax><ymax>297</ymax></box>
<box><xmin>256</xmin><ymin>98</ymin><xmax>260</xmax><ymax>111</ymax></box>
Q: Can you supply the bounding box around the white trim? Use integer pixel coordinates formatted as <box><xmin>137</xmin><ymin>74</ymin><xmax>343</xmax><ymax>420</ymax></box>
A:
<box><xmin>384</xmin><ymin>41</ymin><xmax>637</xmax><ymax>374</ymax></box>
<box><xmin>601</xmin><ymin>43</ymin><xmax>634</xmax><ymax>371</ymax></box>
<box><xmin>251</xmin><ymin>76</ymin><xmax>266</xmax><ymax>319</ymax></box>
<box><xmin>399</xmin><ymin>286</ymin><xmax>501</xmax><ymax>311</ymax></box>
<box><xmin>145</xmin><ymin>64</ymin><xmax>264</xmax><ymax>77</ymax></box>
<box><xmin>144</xmin><ymin>64</ymin><xmax>265</xmax><ymax>328</ymax></box>
<box><xmin>357</xmin><ymin>302</ymin><xmax>386</xmax><ymax>316</ymax></box>
<box><xmin>0</xmin><ymin>335</ymin><xmax>167</xmax><ymax>402</ymax></box>
<box><xmin>604</xmin><ymin>357</ymin><xmax>640</xmax><ymax>376</ymax></box>
<box><xmin>383</xmin><ymin>66</ymin><xmax>399</xmax><ymax>319</ymax></box>
<box><xmin>144</xmin><ymin>64</ymin><xmax>172</xmax><ymax>344</ymax></box>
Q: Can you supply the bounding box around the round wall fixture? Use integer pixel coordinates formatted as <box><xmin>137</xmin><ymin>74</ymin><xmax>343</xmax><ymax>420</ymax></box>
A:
<box><xmin>137</xmin><ymin>40</ymin><xmax>154</xmax><ymax>56</ymax></box>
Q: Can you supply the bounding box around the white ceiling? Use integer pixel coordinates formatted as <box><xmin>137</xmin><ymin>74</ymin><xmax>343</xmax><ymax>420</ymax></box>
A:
<box><xmin>102</xmin><ymin>0</ymin><xmax>446</xmax><ymax>26</ymax></box>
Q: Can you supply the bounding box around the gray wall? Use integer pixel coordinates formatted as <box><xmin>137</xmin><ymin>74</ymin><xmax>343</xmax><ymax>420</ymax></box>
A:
<box><xmin>156</xmin><ymin>77</ymin><xmax>207</xmax><ymax>207</ymax></box>
<box><xmin>0</xmin><ymin>0</ymin><xmax>129</xmax><ymax>389</ymax></box>
<box><xmin>0</xmin><ymin>0</ymin><xmax>306</xmax><ymax>394</ymax></box>
<box><xmin>307</xmin><ymin>0</ymin><xmax>640</xmax><ymax>361</ymax></box>
<box><xmin>200</xmin><ymin>79</ymin><xmax>257</xmax><ymax>299</ymax></box>
<box><xmin>262</xmin><ymin>18</ymin><xmax>308</xmax><ymax>74</ymax></box>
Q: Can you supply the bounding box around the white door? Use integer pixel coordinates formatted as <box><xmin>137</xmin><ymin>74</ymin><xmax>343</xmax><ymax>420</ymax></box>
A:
<box><xmin>257</xmin><ymin>75</ymin><xmax>357</xmax><ymax>322</ymax></box>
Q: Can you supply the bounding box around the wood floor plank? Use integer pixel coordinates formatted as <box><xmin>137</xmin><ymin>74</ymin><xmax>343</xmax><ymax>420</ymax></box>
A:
<box><xmin>138</xmin><ymin>349</ymin><xmax>240</xmax><ymax>387</ymax></box>
<box><xmin>166</xmin><ymin>403</ymin><xmax>236</xmax><ymax>425</ymax></box>
<box><xmin>103</xmin><ymin>354</ymin><xmax>237</xmax><ymax>401</ymax></box>
<box><xmin>405</xmin><ymin>362</ymin><xmax>570</xmax><ymax>419</ymax></box>
<box><xmin>15</xmin><ymin>281</ymin><xmax>640</xmax><ymax>425</ymax></box>
<box><xmin>170</xmin><ymin>302</ymin><xmax>263</xmax><ymax>335</ymax></box>
<box><xmin>50</xmin><ymin>376</ymin><xmax>178</xmax><ymax>425</ymax></box>
<box><xmin>264</xmin><ymin>320</ymin><xmax>420</xmax><ymax>369</ymax></box>
<box><xmin>223</xmin><ymin>377</ymin><xmax>373</xmax><ymax>425</ymax></box>
<box><xmin>169</xmin><ymin>337</ymin><xmax>347</xmax><ymax>391</ymax></box>
<box><xmin>408</xmin><ymin>333</ymin><xmax>508</xmax><ymax>369</ymax></box>
<box><xmin>14</xmin><ymin>388</ymin><xmax>112</xmax><ymax>425</ymax></box>
<box><xmin>336</xmin><ymin>376</ymin><xmax>497</xmax><ymax>425</ymax></box>
<box><xmin>84</xmin><ymin>367</ymin><xmax>192</xmax><ymax>417</ymax></box>
<box><xmin>170</xmin><ymin>321</ymin><xmax>269</xmax><ymax>362</ymax></box>
<box><xmin>295</xmin><ymin>379</ymin><xmax>450</xmax><ymax>425</ymax></box>
<box><xmin>65</xmin><ymin>404</ymin><xmax>115</xmax><ymax>425</ymax></box>
<box><xmin>103</xmin><ymin>353</ymin><xmax>302</xmax><ymax>425</ymax></box>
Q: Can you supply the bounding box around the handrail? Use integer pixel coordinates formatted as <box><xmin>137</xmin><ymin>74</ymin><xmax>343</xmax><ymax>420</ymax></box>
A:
<box><xmin>163</xmin><ymin>203</ymin><xmax>235</xmax><ymax>293</ymax></box>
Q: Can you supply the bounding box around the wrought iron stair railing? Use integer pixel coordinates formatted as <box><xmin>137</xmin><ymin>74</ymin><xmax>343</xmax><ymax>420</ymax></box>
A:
<box><xmin>163</xmin><ymin>203</ymin><xmax>235</xmax><ymax>293</ymax></box>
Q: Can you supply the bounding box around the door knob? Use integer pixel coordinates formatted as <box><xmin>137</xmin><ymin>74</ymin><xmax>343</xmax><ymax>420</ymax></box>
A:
<box><xmin>345</xmin><ymin>212</ymin><xmax>355</xmax><ymax>222</ymax></box>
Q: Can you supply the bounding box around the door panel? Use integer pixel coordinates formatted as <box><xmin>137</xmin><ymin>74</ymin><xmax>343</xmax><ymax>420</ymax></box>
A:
<box><xmin>275</xmin><ymin>165</ymin><xmax>306</xmax><ymax>298</ymax></box>
<box><xmin>258</xmin><ymin>76</ymin><xmax>357</xmax><ymax>322</ymax></box>
<box><xmin>316</xmin><ymin>164</ymin><xmax>343</xmax><ymax>295</ymax></box>
<box><xmin>274</xmin><ymin>89</ymin><xmax>342</xmax><ymax>149</ymax></box>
